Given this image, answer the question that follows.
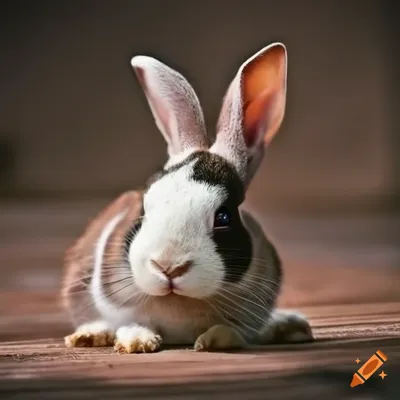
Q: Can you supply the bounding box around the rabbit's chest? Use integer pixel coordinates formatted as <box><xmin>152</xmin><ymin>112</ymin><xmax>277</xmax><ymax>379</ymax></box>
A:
<box><xmin>155</xmin><ymin>318</ymin><xmax>210</xmax><ymax>344</ymax></box>
<box><xmin>131</xmin><ymin>298</ymin><xmax>221</xmax><ymax>345</ymax></box>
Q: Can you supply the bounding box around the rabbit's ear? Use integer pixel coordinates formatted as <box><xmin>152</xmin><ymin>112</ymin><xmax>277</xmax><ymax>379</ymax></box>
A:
<box><xmin>131</xmin><ymin>56</ymin><xmax>208</xmax><ymax>158</ymax></box>
<box><xmin>210</xmin><ymin>43</ymin><xmax>287</xmax><ymax>186</ymax></box>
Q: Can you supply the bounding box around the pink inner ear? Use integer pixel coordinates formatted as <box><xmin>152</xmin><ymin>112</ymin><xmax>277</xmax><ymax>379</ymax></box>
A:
<box><xmin>243</xmin><ymin>88</ymin><xmax>274</xmax><ymax>148</ymax></box>
<box><xmin>241</xmin><ymin>45</ymin><xmax>286</xmax><ymax>149</ymax></box>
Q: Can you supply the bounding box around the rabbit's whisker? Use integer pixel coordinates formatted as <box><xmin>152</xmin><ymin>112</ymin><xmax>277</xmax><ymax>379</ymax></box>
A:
<box><xmin>208</xmin><ymin>298</ymin><xmax>261</xmax><ymax>335</ymax></box>
<box><xmin>214</xmin><ymin>290</ymin><xmax>266</xmax><ymax>324</ymax></box>
<box><xmin>64</xmin><ymin>271</ymin><xmax>132</xmax><ymax>287</ymax></box>
<box><xmin>66</xmin><ymin>276</ymin><xmax>134</xmax><ymax>296</ymax></box>
<box><xmin>73</xmin><ymin>281</ymin><xmax>134</xmax><ymax>318</ymax></box>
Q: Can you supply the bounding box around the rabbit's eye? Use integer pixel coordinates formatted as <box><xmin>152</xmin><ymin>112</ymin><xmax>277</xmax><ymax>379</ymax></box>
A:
<box><xmin>214</xmin><ymin>207</ymin><xmax>231</xmax><ymax>229</ymax></box>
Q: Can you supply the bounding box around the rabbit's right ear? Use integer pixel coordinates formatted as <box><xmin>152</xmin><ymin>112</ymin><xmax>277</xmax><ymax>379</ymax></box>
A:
<box><xmin>131</xmin><ymin>56</ymin><xmax>208</xmax><ymax>158</ymax></box>
<box><xmin>210</xmin><ymin>43</ymin><xmax>287</xmax><ymax>187</ymax></box>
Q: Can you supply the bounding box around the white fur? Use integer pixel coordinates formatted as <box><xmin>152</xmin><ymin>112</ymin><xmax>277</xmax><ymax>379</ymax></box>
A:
<box><xmin>129</xmin><ymin>160</ymin><xmax>226</xmax><ymax>299</ymax></box>
<box><xmin>87</xmin><ymin>162</ymin><xmax>227</xmax><ymax>342</ymax></box>
<box><xmin>74</xmin><ymin>320</ymin><xmax>112</xmax><ymax>335</ymax></box>
<box><xmin>91</xmin><ymin>210</ymin><xmax>133</xmax><ymax>325</ymax></box>
<box><xmin>116</xmin><ymin>325</ymin><xmax>157</xmax><ymax>346</ymax></box>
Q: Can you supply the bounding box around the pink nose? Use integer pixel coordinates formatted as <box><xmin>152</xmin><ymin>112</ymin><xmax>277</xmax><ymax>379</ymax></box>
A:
<box><xmin>150</xmin><ymin>259</ymin><xmax>193</xmax><ymax>279</ymax></box>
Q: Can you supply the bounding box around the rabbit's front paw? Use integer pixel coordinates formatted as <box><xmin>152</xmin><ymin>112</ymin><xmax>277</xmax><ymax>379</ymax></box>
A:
<box><xmin>194</xmin><ymin>324</ymin><xmax>247</xmax><ymax>352</ymax></box>
<box><xmin>260</xmin><ymin>310</ymin><xmax>313</xmax><ymax>344</ymax></box>
<box><xmin>65</xmin><ymin>321</ymin><xmax>115</xmax><ymax>348</ymax></box>
<box><xmin>114</xmin><ymin>326</ymin><xmax>162</xmax><ymax>354</ymax></box>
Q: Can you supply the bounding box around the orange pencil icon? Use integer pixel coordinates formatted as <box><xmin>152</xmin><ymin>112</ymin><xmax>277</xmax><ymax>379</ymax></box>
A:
<box><xmin>350</xmin><ymin>349</ymin><xmax>388</xmax><ymax>387</ymax></box>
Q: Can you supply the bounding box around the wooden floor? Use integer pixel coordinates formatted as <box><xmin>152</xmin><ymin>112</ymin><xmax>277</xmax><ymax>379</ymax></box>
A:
<box><xmin>0</xmin><ymin>298</ymin><xmax>399</xmax><ymax>400</ymax></box>
<box><xmin>1</xmin><ymin>202</ymin><xmax>400</xmax><ymax>399</ymax></box>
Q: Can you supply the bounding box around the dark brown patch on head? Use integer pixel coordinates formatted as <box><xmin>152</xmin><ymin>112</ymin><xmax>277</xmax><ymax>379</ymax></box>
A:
<box><xmin>145</xmin><ymin>151</ymin><xmax>245</xmax><ymax>205</ymax></box>
<box><xmin>189</xmin><ymin>152</ymin><xmax>252</xmax><ymax>283</ymax></box>
<box><xmin>189</xmin><ymin>151</ymin><xmax>245</xmax><ymax>205</ymax></box>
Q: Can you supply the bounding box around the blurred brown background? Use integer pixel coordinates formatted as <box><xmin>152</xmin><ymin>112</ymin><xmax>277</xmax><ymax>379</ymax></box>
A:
<box><xmin>0</xmin><ymin>0</ymin><xmax>399</xmax><ymax>302</ymax></box>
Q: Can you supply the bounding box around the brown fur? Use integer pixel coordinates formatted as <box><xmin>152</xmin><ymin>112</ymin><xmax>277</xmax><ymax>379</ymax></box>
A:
<box><xmin>61</xmin><ymin>190</ymin><xmax>143</xmax><ymax>326</ymax></box>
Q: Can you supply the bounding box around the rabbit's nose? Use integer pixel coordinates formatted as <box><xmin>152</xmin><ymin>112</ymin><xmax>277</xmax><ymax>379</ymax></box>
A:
<box><xmin>150</xmin><ymin>259</ymin><xmax>193</xmax><ymax>279</ymax></box>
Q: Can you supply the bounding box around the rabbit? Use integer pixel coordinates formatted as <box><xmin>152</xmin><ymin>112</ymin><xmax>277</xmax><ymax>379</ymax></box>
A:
<box><xmin>62</xmin><ymin>42</ymin><xmax>313</xmax><ymax>354</ymax></box>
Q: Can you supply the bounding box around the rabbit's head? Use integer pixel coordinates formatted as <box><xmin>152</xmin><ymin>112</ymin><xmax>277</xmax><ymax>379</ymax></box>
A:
<box><xmin>128</xmin><ymin>43</ymin><xmax>287</xmax><ymax>299</ymax></box>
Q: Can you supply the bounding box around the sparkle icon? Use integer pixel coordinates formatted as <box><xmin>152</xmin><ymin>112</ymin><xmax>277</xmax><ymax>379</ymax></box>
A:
<box><xmin>379</xmin><ymin>371</ymin><xmax>387</xmax><ymax>380</ymax></box>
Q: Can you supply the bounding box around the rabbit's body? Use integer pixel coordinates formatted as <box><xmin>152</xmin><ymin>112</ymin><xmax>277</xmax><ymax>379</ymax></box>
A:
<box><xmin>63</xmin><ymin>43</ymin><xmax>313</xmax><ymax>353</ymax></box>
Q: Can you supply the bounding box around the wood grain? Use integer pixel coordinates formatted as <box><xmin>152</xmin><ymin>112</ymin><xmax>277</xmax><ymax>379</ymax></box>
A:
<box><xmin>0</xmin><ymin>292</ymin><xmax>399</xmax><ymax>400</ymax></box>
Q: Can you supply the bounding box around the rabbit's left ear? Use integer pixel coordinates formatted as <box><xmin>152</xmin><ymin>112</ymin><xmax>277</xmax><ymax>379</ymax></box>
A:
<box><xmin>210</xmin><ymin>43</ymin><xmax>287</xmax><ymax>186</ymax></box>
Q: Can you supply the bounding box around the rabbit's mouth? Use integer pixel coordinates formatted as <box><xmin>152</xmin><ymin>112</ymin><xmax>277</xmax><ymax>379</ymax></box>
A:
<box><xmin>162</xmin><ymin>292</ymin><xmax>187</xmax><ymax>299</ymax></box>
<box><xmin>144</xmin><ymin>283</ymin><xmax>209</xmax><ymax>300</ymax></box>
<box><xmin>157</xmin><ymin>283</ymin><xmax>186</xmax><ymax>297</ymax></box>
<box><xmin>142</xmin><ymin>281</ymin><xmax>185</xmax><ymax>298</ymax></box>
<box><xmin>170</xmin><ymin>286</ymin><xmax>187</xmax><ymax>296</ymax></box>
